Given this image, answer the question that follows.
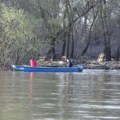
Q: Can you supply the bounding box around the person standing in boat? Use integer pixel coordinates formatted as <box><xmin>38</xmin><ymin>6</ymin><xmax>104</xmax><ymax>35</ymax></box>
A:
<box><xmin>67</xmin><ymin>59</ymin><xmax>73</xmax><ymax>67</ymax></box>
<box><xmin>30</xmin><ymin>57</ymin><xmax>37</xmax><ymax>67</ymax></box>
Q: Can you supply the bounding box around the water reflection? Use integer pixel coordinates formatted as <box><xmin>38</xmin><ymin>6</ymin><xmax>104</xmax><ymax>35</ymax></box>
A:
<box><xmin>0</xmin><ymin>70</ymin><xmax>120</xmax><ymax>120</ymax></box>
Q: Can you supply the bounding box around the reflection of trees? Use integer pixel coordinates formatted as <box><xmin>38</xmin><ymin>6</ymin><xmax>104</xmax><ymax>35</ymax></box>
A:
<box><xmin>0</xmin><ymin>71</ymin><xmax>120</xmax><ymax>119</ymax></box>
<box><xmin>0</xmin><ymin>72</ymin><xmax>31</xmax><ymax>120</ymax></box>
<box><xmin>28</xmin><ymin>73</ymin><xmax>65</xmax><ymax>119</ymax></box>
<box><xmin>65</xmin><ymin>73</ymin><xmax>107</xmax><ymax>102</ymax></box>
<box><xmin>101</xmin><ymin>73</ymin><xmax>120</xmax><ymax>100</ymax></box>
<box><xmin>57</xmin><ymin>71</ymin><xmax>120</xmax><ymax>119</ymax></box>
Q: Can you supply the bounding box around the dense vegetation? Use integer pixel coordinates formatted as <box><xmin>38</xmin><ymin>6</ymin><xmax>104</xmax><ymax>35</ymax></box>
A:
<box><xmin>0</xmin><ymin>0</ymin><xmax>120</xmax><ymax>70</ymax></box>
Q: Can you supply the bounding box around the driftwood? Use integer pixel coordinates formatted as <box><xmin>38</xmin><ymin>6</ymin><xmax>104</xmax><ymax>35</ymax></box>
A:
<box><xmin>97</xmin><ymin>53</ymin><xmax>105</xmax><ymax>62</ymax></box>
<box><xmin>37</xmin><ymin>57</ymin><xmax>120</xmax><ymax>70</ymax></box>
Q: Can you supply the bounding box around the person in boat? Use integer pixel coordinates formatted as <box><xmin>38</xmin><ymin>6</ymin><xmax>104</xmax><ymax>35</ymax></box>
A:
<box><xmin>30</xmin><ymin>57</ymin><xmax>37</xmax><ymax>67</ymax></box>
<box><xmin>67</xmin><ymin>59</ymin><xmax>73</xmax><ymax>67</ymax></box>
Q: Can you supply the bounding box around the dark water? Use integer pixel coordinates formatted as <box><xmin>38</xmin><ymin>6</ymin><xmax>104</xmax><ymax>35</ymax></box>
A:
<box><xmin>0</xmin><ymin>70</ymin><xmax>120</xmax><ymax>120</ymax></box>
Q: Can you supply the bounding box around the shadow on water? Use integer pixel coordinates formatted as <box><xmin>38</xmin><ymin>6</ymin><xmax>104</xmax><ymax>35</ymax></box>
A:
<box><xmin>0</xmin><ymin>70</ymin><xmax>120</xmax><ymax>120</ymax></box>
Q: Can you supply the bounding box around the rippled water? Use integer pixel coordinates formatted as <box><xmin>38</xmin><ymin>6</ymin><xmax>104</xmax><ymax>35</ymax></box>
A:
<box><xmin>0</xmin><ymin>70</ymin><xmax>120</xmax><ymax>120</ymax></box>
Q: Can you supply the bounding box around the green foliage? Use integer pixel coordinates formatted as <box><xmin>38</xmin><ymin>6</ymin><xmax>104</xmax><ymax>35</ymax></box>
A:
<box><xmin>0</xmin><ymin>3</ymin><xmax>43</xmax><ymax>68</ymax></box>
<box><xmin>48</xmin><ymin>17</ymin><xmax>62</xmax><ymax>36</ymax></box>
<box><xmin>1</xmin><ymin>3</ymin><xmax>35</xmax><ymax>44</ymax></box>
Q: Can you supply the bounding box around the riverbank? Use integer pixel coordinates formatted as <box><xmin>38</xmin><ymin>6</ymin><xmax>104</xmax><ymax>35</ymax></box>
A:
<box><xmin>80</xmin><ymin>60</ymin><xmax>120</xmax><ymax>70</ymax></box>
<box><xmin>38</xmin><ymin>59</ymin><xmax>120</xmax><ymax>70</ymax></box>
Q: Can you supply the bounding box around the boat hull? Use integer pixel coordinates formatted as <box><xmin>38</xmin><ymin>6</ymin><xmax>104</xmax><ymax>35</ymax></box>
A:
<box><xmin>12</xmin><ymin>65</ymin><xmax>83</xmax><ymax>72</ymax></box>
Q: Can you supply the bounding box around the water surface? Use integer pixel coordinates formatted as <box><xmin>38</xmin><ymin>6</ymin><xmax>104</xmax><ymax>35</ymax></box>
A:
<box><xmin>0</xmin><ymin>70</ymin><xmax>120</xmax><ymax>120</ymax></box>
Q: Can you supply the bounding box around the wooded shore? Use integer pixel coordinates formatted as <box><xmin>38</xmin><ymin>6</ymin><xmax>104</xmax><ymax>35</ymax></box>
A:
<box><xmin>1</xmin><ymin>1</ymin><xmax>120</xmax><ymax>71</ymax></box>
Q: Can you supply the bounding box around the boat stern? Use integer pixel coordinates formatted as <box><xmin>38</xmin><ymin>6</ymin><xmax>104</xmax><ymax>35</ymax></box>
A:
<box><xmin>77</xmin><ymin>64</ymin><xmax>84</xmax><ymax>72</ymax></box>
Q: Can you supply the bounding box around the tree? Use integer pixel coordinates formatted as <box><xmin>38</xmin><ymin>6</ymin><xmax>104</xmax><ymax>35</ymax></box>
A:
<box><xmin>100</xmin><ymin>0</ymin><xmax>111</xmax><ymax>61</ymax></box>
<box><xmin>0</xmin><ymin>3</ymin><xmax>41</xmax><ymax>69</ymax></box>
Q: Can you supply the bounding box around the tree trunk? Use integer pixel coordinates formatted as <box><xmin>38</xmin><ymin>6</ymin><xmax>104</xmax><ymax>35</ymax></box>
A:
<box><xmin>81</xmin><ymin>8</ymin><xmax>99</xmax><ymax>56</ymax></box>
<box><xmin>70</xmin><ymin>28</ymin><xmax>74</xmax><ymax>58</ymax></box>
<box><xmin>61</xmin><ymin>39</ymin><xmax>66</xmax><ymax>56</ymax></box>
<box><xmin>115</xmin><ymin>45</ymin><xmax>120</xmax><ymax>61</ymax></box>
<box><xmin>47</xmin><ymin>38</ymin><xmax>56</xmax><ymax>61</ymax></box>
<box><xmin>100</xmin><ymin>0</ymin><xmax>111</xmax><ymax>61</ymax></box>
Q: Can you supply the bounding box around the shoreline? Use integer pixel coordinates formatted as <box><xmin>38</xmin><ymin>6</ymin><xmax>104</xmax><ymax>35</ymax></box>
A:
<box><xmin>77</xmin><ymin>60</ymin><xmax>120</xmax><ymax>70</ymax></box>
<box><xmin>38</xmin><ymin>60</ymin><xmax>120</xmax><ymax>70</ymax></box>
<box><xmin>0</xmin><ymin>60</ymin><xmax>120</xmax><ymax>71</ymax></box>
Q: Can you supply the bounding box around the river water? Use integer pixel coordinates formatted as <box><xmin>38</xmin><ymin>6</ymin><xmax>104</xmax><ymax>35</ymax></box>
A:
<box><xmin>0</xmin><ymin>70</ymin><xmax>120</xmax><ymax>120</ymax></box>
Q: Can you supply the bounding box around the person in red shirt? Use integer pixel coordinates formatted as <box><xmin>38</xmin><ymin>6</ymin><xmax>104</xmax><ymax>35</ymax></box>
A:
<box><xmin>30</xmin><ymin>57</ymin><xmax>37</xmax><ymax>67</ymax></box>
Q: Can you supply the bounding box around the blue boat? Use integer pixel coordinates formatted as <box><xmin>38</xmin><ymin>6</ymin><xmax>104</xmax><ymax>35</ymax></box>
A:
<box><xmin>12</xmin><ymin>65</ymin><xmax>83</xmax><ymax>72</ymax></box>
